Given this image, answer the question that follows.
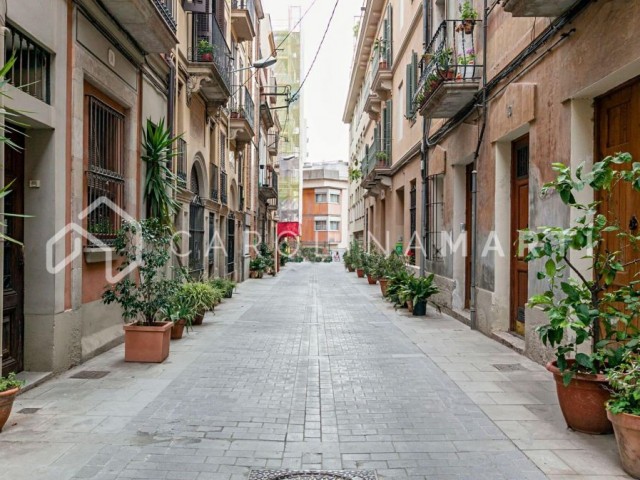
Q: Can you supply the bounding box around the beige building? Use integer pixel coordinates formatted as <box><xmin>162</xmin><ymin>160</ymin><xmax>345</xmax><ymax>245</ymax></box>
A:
<box><xmin>346</xmin><ymin>0</ymin><xmax>640</xmax><ymax>364</ymax></box>
<box><xmin>0</xmin><ymin>0</ymin><xmax>279</xmax><ymax>376</ymax></box>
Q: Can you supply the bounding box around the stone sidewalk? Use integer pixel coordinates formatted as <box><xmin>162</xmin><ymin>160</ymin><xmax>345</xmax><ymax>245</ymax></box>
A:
<box><xmin>0</xmin><ymin>263</ymin><xmax>629</xmax><ymax>479</ymax></box>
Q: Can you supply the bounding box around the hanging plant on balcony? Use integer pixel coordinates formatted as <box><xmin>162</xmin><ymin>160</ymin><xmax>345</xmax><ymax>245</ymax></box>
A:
<box><xmin>375</xmin><ymin>151</ymin><xmax>389</xmax><ymax>165</ymax></box>
<box><xmin>197</xmin><ymin>40</ymin><xmax>214</xmax><ymax>62</ymax></box>
<box><xmin>348</xmin><ymin>166</ymin><xmax>362</xmax><ymax>183</ymax></box>
<box><xmin>457</xmin><ymin>1</ymin><xmax>479</xmax><ymax>34</ymax></box>
<box><xmin>434</xmin><ymin>48</ymin><xmax>454</xmax><ymax>80</ymax></box>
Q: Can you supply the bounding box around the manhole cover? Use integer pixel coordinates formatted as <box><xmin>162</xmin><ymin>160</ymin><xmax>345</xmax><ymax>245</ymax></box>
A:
<box><xmin>17</xmin><ymin>408</ymin><xmax>40</xmax><ymax>414</ymax></box>
<box><xmin>492</xmin><ymin>364</ymin><xmax>526</xmax><ymax>371</ymax></box>
<box><xmin>70</xmin><ymin>370</ymin><xmax>109</xmax><ymax>379</ymax></box>
<box><xmin>248</xmin><ymin>471</ymin><xmax>377</xmax><ymax>480</ymax></box>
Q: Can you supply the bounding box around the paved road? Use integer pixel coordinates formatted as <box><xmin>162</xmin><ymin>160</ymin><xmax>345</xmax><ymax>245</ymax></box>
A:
<box><xmin>1</xmin><ymin>263</ymin><xmax>628</xmax><ymax>479</ymax></box>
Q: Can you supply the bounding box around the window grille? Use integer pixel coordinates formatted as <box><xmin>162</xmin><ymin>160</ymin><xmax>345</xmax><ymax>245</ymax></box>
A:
<box><xmin>426</xmin><ymin>174</ymin><xmax>444</xmax><ymax>261</ymax></box>
<box><xmin>220</xmin><ymin>171</ymin><xmax>228</xmax><ymax>205</ymax></box>
<box><xmin>210</xmin><ymin>164</ymin><xmax>219</xmax><ymax>200</ymax></box>
<box><xmin>409</xmin><ymin>183</ymin><xmax>417</xmax><ymax>265</ymax></box>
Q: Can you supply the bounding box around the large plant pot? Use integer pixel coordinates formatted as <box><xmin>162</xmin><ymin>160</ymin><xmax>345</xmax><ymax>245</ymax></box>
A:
<box><xmin>608</xmin><ymin>411</ymin><xmax>640</xmax><ymax>477</ymax></box>
<box><xmin>224</xmin><ymin>289</ymin><xmax>233</xmax><ymax>299</ymax></box>
<box><xmin>413</xmin><ymin>301</ymin><xmax>427</xmax><ymax>316</ymax></box>
<box><xmin>356</xmin><ymin>268</ymin><xmax>365</xmax><ymax>278</ymax></box>
<box><xmin>193</xmin><ymin>311</ymin><xmax>204</xmax><ymax>326</ymax></box>
<box><xmin>0</xmin><ymin>387</ymin><xmax>19</xmax><ymax>432</ymax></box>
<box><xmin>171</xmin><ymin>319</ymin><xmax>187</xmax><ymax>340</ymax></box>
<box><xmin>379</xmin><ymin>279</ymin><xmax>389</xmax><ymax>297</ymax></box>
<box><xmin>200</xmin><ymin>52</ymin><xmax>213</xmax><ymax>62</ymax></box>
<box><xmin>546</xmin><ymin>361</ymin><xmax>612</xmax><ymax>434</ymax></box>
<box><xmin>367</xmin><ymin>275</ymin><xmax>377</xmax><ymax>285</ymax></box>
<box><xmin>123</xmin><ymin>322</ymin><xmax>172</xmax><ymax>363</ymax></box>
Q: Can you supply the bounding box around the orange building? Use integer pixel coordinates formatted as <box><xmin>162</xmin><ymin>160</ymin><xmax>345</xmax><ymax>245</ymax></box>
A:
<box><xmin>301</xmin><ymin>162</ymin><xmax>349</xmax><ymax>254</ymax></box>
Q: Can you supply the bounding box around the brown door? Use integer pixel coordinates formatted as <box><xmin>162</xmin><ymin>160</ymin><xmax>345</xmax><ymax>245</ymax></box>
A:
<box><xmin>464</xmin><ymin>163</ymin><xmax>473</xmax><ymax>309</ymax></box>
<box><xmin>510</xmin><ymin>134</ymin><xmax>529</xmax><ymax>336</ymax></box>
<box><xmin>2</xmin><ymin>129</ymin><xmax>25</xmax><ymax>374</ymax></box>
<box><xmin>595</xmin><ymin>79</ymin><xmax>640</xmax><ymax>331</ymax></box>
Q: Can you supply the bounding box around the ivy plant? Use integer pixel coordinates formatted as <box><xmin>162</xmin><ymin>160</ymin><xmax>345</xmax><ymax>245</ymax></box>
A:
<box><xmin>522</xmin><ymin>153</ymin><xmax>640</xmax><ymax>385</ymax></box>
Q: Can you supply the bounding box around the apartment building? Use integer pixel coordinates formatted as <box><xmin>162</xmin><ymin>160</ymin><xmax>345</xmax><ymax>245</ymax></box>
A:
<box><xmin>301</xmin><ymin>161</ymin><xmax>349</xmax><ymax>254</ymax></box>
<box><xmin>0</xmin><ymin>0</ymin><xmax>280</xmax><ymax>376</ymax></box>
<box><xmin>346</xmin><ymin>0</ymin><xmax>640</xmax><ymax>364</ymax></box>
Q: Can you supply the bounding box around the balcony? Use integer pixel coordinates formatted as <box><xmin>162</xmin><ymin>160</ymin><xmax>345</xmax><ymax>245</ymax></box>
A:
<box><xmin>267</xmin><ymin>197</ymin><xmax>278</xmax><ymax>211</ymax></box>
<box><xmin>260</xmin><ymin>102</ymin><xmax>275</xmax><ymax>130</ymax></box>
<box><xmin>361</xmin><ymin>140</ymin><xmax>392</xmax><ymax>195</ymax></box>
<box><xmin>231</xmin><ymin>0</ymin><xmax>256</xmax><ymax>42</ymax></box>
<box><xmin>503</xmin><ymin>0</ymin><xmax>576</xmax><ymax>17</ymax></box>
<box><xmin>414</xmin><ymin>20</ymin><xmax>482</xmax><ymax>119</ymax></box>
<box><xmin>371</xmin><ymin>41</ymin><xmax>393</xmax><ymax>101</ymax></box>
<box><xmin>210</xmin><ymin>164</ymin><xmax>219</xmax><ymax>201</ymax></box>
<box><xmin>230</xmin><ymin>86</ymin><xmax>255</xmax><ymax>144</ymax></box>
<box><xmin>259</xmin><ymin>168</ymin><xmax>278</xmax><ymax>200</ymax></box>
<box><xmin>220</xmin><ymin>171</ymin><xmax>228</xmax><ymax>205</ymax></box>
<box><xmin>176</xmin><ymin>138</ymin><xmax>187</xmax><ymax>188</ymax></box>
<box><xmin>267</xmin><ymin>132</ymin><xmax>279</xmax><ymax>156</ymax></box>
<box><xmin>186</xmin><ymin>12</ymin><xmax>232</xmax><ymax>103</ymax></box>
<box><xmin>102</xmin><ymin>0</ymin><xmax>177</xmax><ymax>53</ymax></box>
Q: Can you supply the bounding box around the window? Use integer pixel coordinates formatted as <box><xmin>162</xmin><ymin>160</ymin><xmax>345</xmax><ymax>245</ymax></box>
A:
<box><xmin>177</xmin><ymin>138</ymin><xmax>187</xmax><ymax>187</ymax></box>
<box><xmin>330</xmin><ymin>193</ymin><xmax>340</xmax><ymax>203</ymax></box>
<box><xmin>315</xmin><ymin>193</ymin><xmax>328</xmax><ymax>203</ymax></box>
<box><xmin>426</xmin><ymin>174</ymin><xmax>444</xmax><ymax>261</ymax></box>
<box><xmin>315</xmin><ymin>220</ymin><xmax>327</xmax><ymax>231</ymax></box>
<box><xmin>405</xmin><ymin>52</ymin><xmax>418</xmax><ymax>121</ymax></box>
<box><xmin>330</xmin><ymin>220</ymin><xmax>340</xmax><ymax>231</ymax></box>
<box><xmin>219</xmin><ymin>132</ymin><xmax>227</xmax><ymax>171</ymax></box>
<box><xmin>5</xmin><ymin>24</ymin><xmax>51</xmax><ymax>104</ymax></box>
<box><xmin>86</xmin><ymin>95</ymin><xmax>125</xmax><ymax>245</ymax></box>
<box><xmin>210</xmin><ymin>164</ymin><xmax>219</xmax><ymax>200</ymax></box>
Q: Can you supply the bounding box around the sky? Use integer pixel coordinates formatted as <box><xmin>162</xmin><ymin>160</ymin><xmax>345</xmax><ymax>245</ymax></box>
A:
<box><xmin>261</xmin><ymin>0</ymin><xmax>364</xmax><ymax>164</ymax></box>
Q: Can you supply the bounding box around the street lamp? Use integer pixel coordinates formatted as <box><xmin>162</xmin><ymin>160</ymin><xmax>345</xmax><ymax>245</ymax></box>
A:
<box><xmin>231</xmin><ymin>56</ymin><xmax>277</xmax><ymax>73</ymax></box>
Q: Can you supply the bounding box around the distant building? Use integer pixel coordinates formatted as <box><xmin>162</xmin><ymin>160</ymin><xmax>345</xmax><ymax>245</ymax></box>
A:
<box><xmin>301</xmin><ymin>161</ymin><xmax>349</xmax><ymax>254</ymax></box>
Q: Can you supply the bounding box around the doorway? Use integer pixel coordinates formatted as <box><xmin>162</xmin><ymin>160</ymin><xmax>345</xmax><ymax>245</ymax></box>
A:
<box><xmin>2</xmin><ymin>129</ymin><xmax>25</xmax><ymax>374</ymax></box>
<box><xmin>510</xmin><ymin>134</ymin><xmax>529</xmax><ymax>336</ymax></box>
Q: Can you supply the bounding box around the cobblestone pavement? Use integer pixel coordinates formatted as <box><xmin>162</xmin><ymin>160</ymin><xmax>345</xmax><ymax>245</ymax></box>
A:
<box><xmin>0</xmin><ymin>263</ymin><xmax>629</xmax><ymax>479</ymax></box>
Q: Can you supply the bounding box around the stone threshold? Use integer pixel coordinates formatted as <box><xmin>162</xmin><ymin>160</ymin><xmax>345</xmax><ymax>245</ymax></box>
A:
<box><xmin>15</xmin><ymin>371</ymin><xmax>55</xmax><ymax>394</ymax></box>
<box><xmin>491</xmin><ymin>330</ymin><xmax>526</xmax><ymax>354</ymax></box>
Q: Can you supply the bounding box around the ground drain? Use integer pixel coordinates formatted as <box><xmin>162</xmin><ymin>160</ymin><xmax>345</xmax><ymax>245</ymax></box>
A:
<box><xmin>492</xmin><ymin>363</ymin><xmax>526</xmax><ymax>371</ymax></box>
<box><xmin>248</xmin><ymin>471</ymin><xmax>377</xmax><ymax>480</ymax></box>
<box><xmin>17</xmin><ymin>408</ymin><xmax>40</xmax><ymax>414</ymax></box>
<box><xmin>70</xmin><ymin>370</ymin><xmax>109</xmax><ymax>379</ymax></box>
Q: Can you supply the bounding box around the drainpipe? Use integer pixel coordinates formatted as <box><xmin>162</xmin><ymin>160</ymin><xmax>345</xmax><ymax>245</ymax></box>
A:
<box><xmin>0</xmin><ymin>2</ymin><xmax>6</xmax><ymax>372</ymax></box>
<box><xmin>419</xmin><ymin>0</ymin><xmax>429</xmax><ymax>277</ymax></box>
<box><xmin>469</xmin><ymin>0</ymin><xmax>489</xmax><ymax>331</ymax></box>
<box><xmin>165</xmin><ymin>53</ymin><xmax>176</xmax><ymax>138</ymax></box>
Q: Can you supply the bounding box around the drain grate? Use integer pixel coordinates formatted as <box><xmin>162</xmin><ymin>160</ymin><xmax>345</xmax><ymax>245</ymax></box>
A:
<box><xmin>17</xmin><ymin>408</ymin><xmax>40</xmax><ymax>414</ymax></box>
<box><xmin>70</xmin><ymin>370</ymin><xmax>109</xmax><ymax>379</ymax></box>
<box><xmin>492</xmin><ymin>363</ymin><xmax>526</xmax><ymax>371</ymax></box>
<box><xmin>248</xmin><ymin>471</ymin><xmax>377</xmax><ymax>480</ymax></box>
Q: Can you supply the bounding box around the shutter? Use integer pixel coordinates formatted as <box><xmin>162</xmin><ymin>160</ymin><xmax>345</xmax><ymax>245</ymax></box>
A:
<box><xmin>405</xmin><ymin>63</ymin><xmax>412</xmax><ymax>118</ymax></box>
<box><xmin>386</xmin><ymin>4</ymin><xmax>393</xmax><ymax>67</ymax></box>
<box><xmin>183</xmin><ymin>0</ymin><xmax>206</xmax><ymax>13</ymax></box>
<box><xmin>385</xmin><ymin>100</ymin><xmax>392</xmax><ymax>159</ymax></box>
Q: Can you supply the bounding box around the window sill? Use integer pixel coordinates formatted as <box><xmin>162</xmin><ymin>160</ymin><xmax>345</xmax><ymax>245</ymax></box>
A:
<box><xmin>83</xmin><ymin>246</ymin><xmax>117</xmax><ymax>264</ymax></box>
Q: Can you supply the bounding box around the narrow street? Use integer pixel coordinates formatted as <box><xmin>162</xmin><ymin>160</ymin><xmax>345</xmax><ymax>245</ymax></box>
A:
<box><xmin>0</xmin><ymin>263</ymin><xmax>628</xmax><ymax>480</ymax></box>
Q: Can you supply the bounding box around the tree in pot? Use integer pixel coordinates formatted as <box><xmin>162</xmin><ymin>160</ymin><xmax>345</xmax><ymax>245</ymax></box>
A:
<box><xmin>606</xmin><ymin>351</ymin><xmax>640</xmax><ymax>477</ymax></box>
<box><xmin>0</xmin><ymin>373</ymin><xmax>24</xmax><ymax>432</ymax></box>
<box><xmin>364</xmin><ymin>250</ymin><xmax>384</xmax><ymax>285</ymax></box>
<box><xmin>250</xmin><ymin>256</ymin><xmax>266</xmax><ymax>278</ymax></box>
<box><xmin>400</xmin><ymin>274</ymin><xmax>440</xmax><ymax>316</ymax></box>
<box><xmin>522</xmin><ymin>152</ymin><xmax>640</xmax><ymax>434</ymax></box>
<box><xmin>103</xmin><ymin>219</ymin><xmax>178</xmax><ymax>363</ymax></box>
<box><xmin>350</xmin><ymin>241</ymin><xmax>365</xmax><ymax>278</ymax></box>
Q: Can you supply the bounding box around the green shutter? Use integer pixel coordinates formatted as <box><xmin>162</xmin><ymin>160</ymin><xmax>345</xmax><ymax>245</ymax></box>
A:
<box><xmin>386</xmin><ymin>4</ymin><xmax>393</xmax><ymax>67</ymax></box>
<box><xmin>406</xmin><ymin>63</ymin><xmax>412</xmax><ymax>118</ymax></box>
<box><xmin>384</xmin><ymin>100</ymin><xmax>392</xmax><ymax>162</ymax></box>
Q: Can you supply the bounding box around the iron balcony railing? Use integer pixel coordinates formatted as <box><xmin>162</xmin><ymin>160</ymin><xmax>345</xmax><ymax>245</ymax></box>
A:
<box><xmin>210</xmin><ymin>164</ymin><xmax>219</xmax><ymax>201</ymax></box>
<box><xmin>152</xmin><ymin>0</ymin><xmax>177</xmax><ymax>32</ymax></box>
<box><xmin>232</xmin><ymin>0</ymin><xmax>256</xmax><ymax>29</ymax></box>
<box><xmin>188</xmin><ymin>12</ymin><xmax>232</xmax><ymax>90</ymax></box>
<box><xmin>4</xmin><ymin>24</ymin><xmax>51</xmax><ymax>104</ymax></box>
<box><xmin>220</xmin><ymin>171</ymin><xmax>228</xmax><ymax>205</ymax></box>
<box><xmin>270</xmin><ymin>171</ymin><xmax>278</xmax><ymax>193</ymax></box>
<box><xmin>361</xmin><ymin>138</ymin><xmax>392</xmax><ymax>178</ymax></box>
<box><xmin>413</xmin><ymin>20</ymin><xmax>482</xmax><ymax>110</ymax></box>
<box><xmin>231</xmin><ymin>85</ymin><xmax>255</xmax><ymax>132</ymax></box>
<box><xmin>268</xmin><ymin>132</ymin><xmax>279</xmax><ymax>152</ymax></box>
<box><xmin>371</xmin><ymin>40</ymin><xmax>392</xmax><ymax>79</ymax></box>
<box><xmin>176</xmin><ymin>138</ymin><xmax>187</xmax><ymax>187</ymax></box>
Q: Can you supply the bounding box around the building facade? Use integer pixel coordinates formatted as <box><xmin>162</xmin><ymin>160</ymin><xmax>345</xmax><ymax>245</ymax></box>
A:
<box><xmin>0</xmin><ymin>0</ymin><xmax>280</xmax><ymax>375</ymax></box>
<box><xmin>346</xmin><ymin>0</ymin><xmax>640</xmax><ymax>364</ymax></box>
<box><xmin>301</xmin><ymin>161</ymin><xmax>349</xmax><ymax>254</ymax></box>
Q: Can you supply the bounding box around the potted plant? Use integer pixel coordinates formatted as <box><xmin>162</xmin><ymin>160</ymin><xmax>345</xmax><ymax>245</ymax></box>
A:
<box><xmin>349</xmin><ymin>241</ymin><xmax>365</xmax><ymax>278</ymax></box>
<box><xmin>375</xmin><ymin>151</ymin><xmax>389</xmax><ymax>166</ymax></box>
<box><xmin>197</xmin><ymin>39</ymin><xmax>214</xmax><ymax>62</ymax></box>
<box><xmin>378</xmin><ymin>252</ymin><xmax>407</xmax><ymax>297</ymax></box>
<box><xmin>522</xmin><ymin>152</ymin><xmax>640</xmax><ymax>434</ymax></box>
<box><xmin>434</xmin><ymin>48</ymin><xmax>454</xmax><ymax>80</ymax></box>
<box><xmin>161</xmin><ymin>295</ymin><xmax>195</xmax><ymax>340</ymax></box>
<box><xmin>363</xmin><ymin>251</ymin><xmax>383</xmax><ymax>285</ymax></box>
<box><xmin>250</xmin><ymin>257</ymin><xmax>265</xmax><ymax>278</ymax></box>
<box><xmin>373</xmin><ymin>38</ymin><xmax>388</xmax><ymax>68</ymax></box>
<box><xmin>400</xmin><ymin>274</ymin><xmax>439</xmax><ymax>316</ymax></box>
<box><xmin>103</xmin><ymin>219</ymin><xmax>178</xmax><ymax>363</ymax></box>
<box><xmin>607</xmin><ymin>351</ymin><xmax>640</xmax><ymax>477</ymax></box>
<box><xmin>179</xmin><ymin>282</ymin><xmax>219</xmax><ymax>326</ymax></box>
<box><xmin>457</xmin><ymin>1</ymin><xmax>479</xmax><ymax>34</ymax></box>
<box><xmin>209</xmin><ymin>278</ymin><xmax>235</xmax><ymax>298</ymax></box>
<box><xmin>0</xmin><ymin>372</ymin><xmax>24</xmax><ymax>432</ymax></box>
<box><xmin>458</xmin><ymin>49</ymin><xmax>476</xmax><ymax>80</ymax></box>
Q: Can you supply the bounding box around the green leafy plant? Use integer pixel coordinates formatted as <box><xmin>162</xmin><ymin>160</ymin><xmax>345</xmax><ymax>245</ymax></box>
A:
<box><xmin>349</xmin><ymin>166</ymin><xmax>362</xmax><ymax>183</ymax></box>
<box><xmin>522</xmin><ymin>152</ymin><xmax>640</xmax><ymax>385</ymax></box>
<box><xmin>250</xmin><ymin>256</ymin><xmax>266</xmax><ymax>272</ymax></box>
<box><xmin>0</xmin><ymin>372</ymin><xmax>24</xmax><ymax>393</ymax></box>
<box><xmin>386</xmin><ymin>268</ymin><xmax>414</xmax><ymax>305</ymax></box>
<box><xmin>160</xmin><ymin>293</ymin><xmax>196</xmax><ymax>329</ymax></box>
<box><xmin>379</xmin><ymin>252</ymin><xmax>408</xmax><ymax>280</ymax></box>
<box><xmin>375</xmin><ymin>151</ymin><xmax>389</xmax><ymax>163</ymax></box>
<box><xmin>607</xmin><ymin>351</ymin><xmax>640</xmax><ymax>416</ymax></box>
<box><xmin>143</xmin><ymin>119</ymin><xmax>181</xmax><ymax>227</ymax></box>
<box><xmin>400</xmin><ymin>274</ymin><xmax>440</xmax><ymax>307</ymax></box>
<box><xmin>208</xmin><ymin>278</ymin><xmax>235</xmax><ymax>297</ymax></box>
<box><xmin>460</xmin><ymin>1</ymin><xmax>479</xmax><ymax>20</ymax></box>
<box><xmin>197</xmin><ymin>40</ymin><xmax>214</xmax><ymax>56</ymax></box>
<box><xmin>180</xmin><ymin>282</ymin><xmax>221</xmax><ymax>314</ymax></box>
<box><xmin>102</xmin><ymin>219</ymin><xmax>180</xmax><ymax>326</ymax></box>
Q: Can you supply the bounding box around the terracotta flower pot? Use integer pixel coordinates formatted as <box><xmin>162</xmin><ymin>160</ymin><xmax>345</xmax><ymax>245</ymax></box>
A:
<box><xmin>406</xmin><ymin>299</ymin><xmax>414</xmax><ymax>312</ymax></box>
<box><xmin>171</xmin><ymin>319</ymin><xmax>187</xmax><ymax>340</ymax></box>
<box><xmin>348</xmin><ymin>267</ymin><xmax>355</xmax><ymax>273</ymax></box>
<box><xmin>608</xmin><ymin>410</ymin><xmax>640</xmax><ymax>477</ymax></box>
<box><xmin>123</xmin><ymin>322</ymin><xmax>172</xmax><ymax>363</ymax></box>
<box><xmin>367</xmin><ymin>274</ymin><xmax>377</xmax><ymax>285</ymax></box>
<box><xmin>200</xmin><ymin>52</ymin><xmax>213</xmax><ymax>62</ymax></box>
<box><xmin>193</xmin><ymin>311</ymin><xmax>204</xmax><ymax>326</ymax></box>
<box><xmin>546</xmin><ymin>360</ymin><xmax>612</xmax><ymax>434</ymax></box>
<box><xmin>356</xmin><ymin>268</ymin><xmax>365</xmax><ymax>278</ymax></box>
<box><xmin>379</xmin><ymin>279</ymin><xmax>389</xmax><ymax>297</ymax></box>
<box><xmin>0</xmin><ymin>387</ymin><xmax>20</xmax><ymax>432</ymax></box>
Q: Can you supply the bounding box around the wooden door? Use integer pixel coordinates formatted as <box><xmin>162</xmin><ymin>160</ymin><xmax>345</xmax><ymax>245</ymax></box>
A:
<box><xmin>595</xmin><ymin>79</ymin><xmax>640</xmax><ymax>329</ymax></box>
<box><xmin>2</xmin><ymin>129</ymin><xmax>25</xmax><ymax>374</ymax></box>
<box><xmin>464</xmin><ymin>163</ymin><xmax>473</xmax><ymax>310</ymax></box>
<box><xmin>510</xmin><ymin>135</ymin><xmax>529</xmax><ymax>336</ymax></box>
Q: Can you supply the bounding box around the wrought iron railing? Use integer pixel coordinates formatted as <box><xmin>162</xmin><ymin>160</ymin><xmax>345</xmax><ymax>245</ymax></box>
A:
<box><xmin>413</xmin><ymin>20</ymin><xmax>482</xmax><ymax>110</ymax></box>
<box><xmin>231</xmin><ymin>0</ymin><xmax>256</xmax><ymax>29</ymax></box>
<box><xmin>372</xmin><ymin>40</ymin><xmax>392</xmax><ymax>79</ymax></box>
<box><xmin>187</xmin><ymin>12</ymin><xmax>232</xmax><ymax>90</ymax></box>
<box><xmin>268</xmin><ymin>132</ymin><xmax>279</xmax><ymax>152</ymax></box>
<box><xmin>4</xmin><ymin>24</ymin><xmax>51</xmax><ymax>104</ymax></box>
<box><xmin>361</xmin><ymin>138</ymin><xmax>392</xmax><ymax>178</ymax></box>
<box><xmin>231</xmin><ymin>85</ymin><xmax>255</xmax><ymax>132</ymax></box>
<box><xmin>210</xmin><ymin>164</ymin><xmax>219</xmax><ymax>201</ymax></box>
<box><xmin>177</xmin><ymin>138</ymin><xmax>187</xmax><ymax>187</ymax></box>
<box><xmin>152</xmin><ymin>0</ymin><xmax>177</xmax><ymax>32</ymax></box>
<box><xmin>220</xmin><ymin>171</ymin><xmax>228</xmax><ymax>205</ymax></box>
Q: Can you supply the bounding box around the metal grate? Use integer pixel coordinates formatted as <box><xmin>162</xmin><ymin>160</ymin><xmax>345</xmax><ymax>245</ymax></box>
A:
<box><xmin>208</xmin><ymin>213</ymin><xmax>215</xmax><ymax>269</ymax></box>
<box><xmin>409</xmin><ymin>183</ymin><xmax>417</xmax><ymax>265</ymax></box>
<box><xmin>220</xmin><ymin>171</ymin><xmax>228</xmax><ymax>205</ymax></box>
<box><xmin>426</xmin><ymin>174</ymin><xmax>444</xmax><ymax>261</ymax></box>
<box><xmin>230</xmin><ymin>85</ymin><xmax>255</xmax><ymax>132</ymax></box>
<box><xmin>248</xmin><ymin>471</ymin><xmax>377</xmax><ymax>480</ymax></box>
<box><xmin>70</xmin><ymin>370</ymin><xmax>109</xmax><ymax>379</ymax></box>
<box><xmin>188</xmin><ymin>11</ymin><xmax>231</xmax><ymax>90</ymax></box>
<box><xmin>4</xmin><ymin>24</ymin><xmax>51</xmax><ymax>104</ymax></box>
<box><xmin>86</xmin><ymin>96</ymin><xmax>125</xmax><ymax>245</ymax></box>
<box><xmin>17</xmin><ymin>408</ymin><xmax>41</xmax><ymax>414</ymax></box>
<box><xmin>227</xmin><ymin>214</ymin><xmax>235</xmax><ymax>274</ymax></box>
<box><xmin>516</xmin><ymin>144</ymin><xmax>529</xmax><ymax>179</ymax></box>
<box><xmin>492</xmin><ymin>364</ymin><xmax>526</xmax><ymax>372</ymax></box>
